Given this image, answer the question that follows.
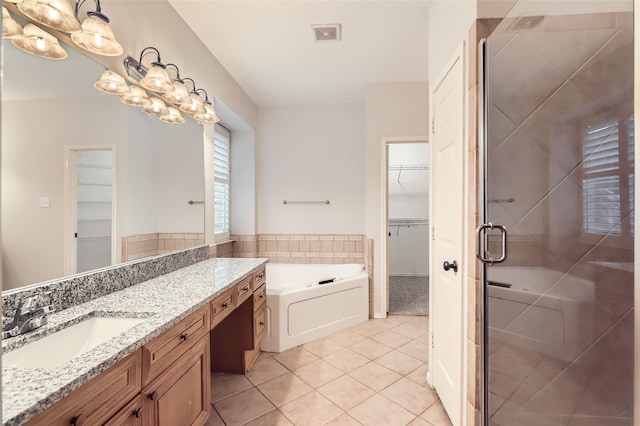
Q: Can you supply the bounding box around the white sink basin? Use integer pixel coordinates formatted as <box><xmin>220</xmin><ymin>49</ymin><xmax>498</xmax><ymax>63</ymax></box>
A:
<box><xmin>3</xmin><ymin>316</ymin><xmax>145</xmax><ymax>369</ymax></box>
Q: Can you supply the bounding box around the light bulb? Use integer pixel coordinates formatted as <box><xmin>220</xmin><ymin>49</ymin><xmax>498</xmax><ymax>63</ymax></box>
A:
<box><xmin>48</xmin><ymin>8</ymin><xmax>59</xmax><ymax>22</ymax></box>
<box><xmin>35</xmin><ymin>37</ymin><xmax>47</xmax><ymax>52</ymax></box>
<box><xmin>93</xmin><ymin>33</ymin><xmax>103</xmax><ymax>47</ymax></box>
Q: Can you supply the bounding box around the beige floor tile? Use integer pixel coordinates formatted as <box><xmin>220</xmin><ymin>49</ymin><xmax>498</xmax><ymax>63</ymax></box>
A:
<box><xmin>304</xmin><ymin>337</ymin><xmax>345</xmax><ymax>358</ymax></box>
<box><xmin>349</xmin><ymin>361</ymin><xmax>402</xmax><ymax>392</ymax></box>
<box><xmin>397</xmin><ymin>340</ymin><xmax>429</xmax><ymax>363</ymax></box>
<box><xmin>204</xmin><ymin>407</ymin><xmax>224</xmax><ymax>426</ymax></box>
<box><xmin>406</xmin><ymin>364</ymin><xmax>429</xmax><ymax>388</ymax></box>
<box><xmin>420</xmin><ymin>401</ymin><xmax>452</xmax><ymax>426</ymax></box>
<box><xmin>349</xmin><ymin>321</ymin><xmax>392</xmax><ymax>337</ymax></box>
<box><xmin>370</xmin><ymin>330</ymin><xmax>412</xmax><ymax>349</ymax></box>
<box><xmin>488</xmin><ymin>370</ymin><xmax>521</xmax><ymax>399</ymax></box>
<box><xmin>280</xmin><ymin>391</ymin><xmax>344</xmax><ymax>425</ymax></box>
<box><xmin>244</xmin><ymin>410</ymin><xmax>294</xmax><ymax>426</ymax></box>
<box><xmin>328</xmin><ymin>329</ymin><xmax>368</xmax><ymax>347</ymax></box>
<box><xmin>377</xmin><ymin>315</ymin><xmax>412</xmax><ymax>328</ymax></box>
<box><xmin>376</xmin><ymin>350</ymin><xmax>423</xmax><ymax>375</ymax></box>
<box><xmin>403</xmin><ymin>315</ymin><xmax>429</xmax><ymax>330</ymax></box>
<box><xmin>257</xmin><ymin>372</ymin><xmax>313</xmax><ymax>407</ymax></box>
<box><xmin>408</xmin><ymin>417</ymin><xmax>432</xmax><ymax>426</ymax></box>
<box><xmin>214</xmin><ymin>387</ymin><xmax>275</xmax><ymax>426</ymax></box>
<box><xmin>293</xmin><ymin>359</ymin><xmax>344</xmax><ymax>388</ymax></box>
<box><xmin>211</xmin><ymin>373</ymin><xmax>253</xmax><ymax>403</ymax></box>
<box><xmin>348</xmin><ymin>394</ymin><xmax>416</xmax><ymax>426</ymax></box>
<box><xmin>324</xmin><ymin>348</ymin><xmax>370</xmax><ymax>373</ymax></box>
<box><xmin>246</xmin><ymin>355</ymin><xmax>289</xmax><ymax>386</ymax></box>
<box><xmin>325</xmin><ymin>413</ymin><xmax>363</xmax><ymax>425</ymax></box>
<box><xmin>318</xmin><ymin>375</ymin><xmax>375</xmax><ymax>410</ymax></box>
<box><xmin>273</xmin><ymin>346</ymin><xmax>320</xmax><ymax>371</ymax></box>
<box><xmin>380</xmin><ymin>378</ymin><xmax>440</xmax><ymax>415</ymax></box>
<box><xmin>349</xmin><ymin>338</ymin><xmax>393</xmax><ymax>360</ymax></box>
<box><xmin>391</xmin><ymin>322</ymin><xmax>427</xmax><ymax>339</ymax></box>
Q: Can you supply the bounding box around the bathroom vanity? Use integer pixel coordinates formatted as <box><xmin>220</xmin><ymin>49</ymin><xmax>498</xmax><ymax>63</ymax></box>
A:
<box><xmin>2</xmin><ymin>257</ymin><xmax>268</xmax><ymax>426</ymax></box>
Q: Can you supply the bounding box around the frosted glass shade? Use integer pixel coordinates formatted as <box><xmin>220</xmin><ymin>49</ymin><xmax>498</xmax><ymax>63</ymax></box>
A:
<box><xmin>94</xmin><ymin>69</ymin><xmax>129</xmax><ymax>95</ymax></box>
<box><xmin>71</xmin><ymin>14</ymin><xmax>123</xmax><ymax>56</ymax></box>
<box><xmin>140</xmin><ymin>65</ymin><xmax>173</xmax><ymax>93</ymax></box>
<box><xmin>179</xmin><ymin>92</ymin><xmax>206</xmax><ymax>115</ymax></box>
<box><xmin>12</xmin><ymin>23</ymin><xmax>67</xmax><ymax>60</ymax></box>
<box><xmin>18</xmin><ymin>0</ymin><xmax>81</xmax><ymax>33</ymax></box>
<box><xmin>142</xmin><ymin>97</ymin><xmax>169</xmax><ymax>116</ymax></box>
<box><xmin>3</xmin><ymin>7</ymin><xmax>23</xmax><ymax>39</ymax></box>
<box><xmin>159</xmin><ymin>107</ymin><xmax>185</xmax><ymax>124</ymax></box>
<box><xmin>194</xmin><ymin>103</ymin><xmax>220</xmax><ymax>124</ymax></box>
<box><xmin>162</xmin><ymin>81</ymin><xmax>189</xmax><ymax>104</ymax></box>
<box><xmin>121</xmin><ymin>86</ymin><xmax>152</xmax><ymax>108</ymax></box>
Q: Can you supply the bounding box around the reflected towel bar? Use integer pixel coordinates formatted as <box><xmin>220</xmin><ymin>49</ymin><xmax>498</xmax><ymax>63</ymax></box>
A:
<box><xmin>489</xmin><ymin>198</ymin><xmax>515</xmax><ymax>203</ymax></box>
<box><xmin>187</xmin><ymin>200</ymin><xmax>204</xmax><ymax>205</ymax></box>
<box><xmin>283</xmin><ymin>200</ymin><xmax>330</xmax><ymax>205</ymax></box>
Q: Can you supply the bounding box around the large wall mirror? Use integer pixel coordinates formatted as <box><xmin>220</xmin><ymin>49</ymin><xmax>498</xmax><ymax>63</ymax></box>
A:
<box><xmin>2</xmin><ymin>38</ymin><xmax>206</xmax><ymax>291</ymax></box>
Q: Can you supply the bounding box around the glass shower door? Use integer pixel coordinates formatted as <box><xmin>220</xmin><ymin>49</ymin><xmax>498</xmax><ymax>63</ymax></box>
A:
<box><xmin>482</xmin><ymin>10</ymin><xmax>634</xmax><ymax>426</ymax></box>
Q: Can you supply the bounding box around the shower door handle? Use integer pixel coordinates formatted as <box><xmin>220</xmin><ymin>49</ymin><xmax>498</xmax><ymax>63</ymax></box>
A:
<box><xmin>476</xmin><ymin>223</ymin><xmax>507</xmax><ymax>264</ymax></box>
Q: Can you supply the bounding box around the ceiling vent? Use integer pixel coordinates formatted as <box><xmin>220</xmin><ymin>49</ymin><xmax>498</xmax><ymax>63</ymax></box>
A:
<box><xmin>311</xmin><ymin>24</ymin><xmax>342</xmax><ymax>42</ymax></box>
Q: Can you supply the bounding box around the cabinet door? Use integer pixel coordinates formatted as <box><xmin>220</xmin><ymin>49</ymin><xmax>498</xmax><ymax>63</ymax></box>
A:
<box><xmin>103</xmin><ymin>396</ymin><xmax>143</xmax><ymax>426</ymax></box>
<box><xmin>143</xmin><ymin>336</ymin><xmax>210</xmax><ymax>426</ymax></box>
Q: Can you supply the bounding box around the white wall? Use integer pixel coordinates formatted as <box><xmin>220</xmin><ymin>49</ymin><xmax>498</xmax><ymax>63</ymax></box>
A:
<box><xmin>365</xmin><ymin>82</ymin><xmax>429</xmax><ymax>316</ymax></box>
<box><xmin>388</xmin><ymin>143</ymin><xmax>430</xmax><ymax>276</ymax></box>
<box><xmin>256</xmin><ymin>104</ymin><xmax>366</xmax><ymax>234</ymax></box>
<box><xmin>231</xmin><ymin>129</ymin><xmax>257</xmax><ymax>235</ymax></box>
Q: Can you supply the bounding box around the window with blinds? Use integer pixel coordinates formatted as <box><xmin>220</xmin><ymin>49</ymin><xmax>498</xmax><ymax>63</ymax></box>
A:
<box><xmin>214</xmin><ymin>125</ymin><xmax>230</xmax><ymax>240</ymax></box>
<box><xmin>582</xmin><ymin>116</ymin><xmax>634</xmax><ymax>237</ymax></box>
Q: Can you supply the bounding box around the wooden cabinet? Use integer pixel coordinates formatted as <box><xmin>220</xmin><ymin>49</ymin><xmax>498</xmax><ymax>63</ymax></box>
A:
<box><xmin>210</xmin><ymin>287</ymin><xmax>235</xmax><ymax>329</ymax></box>
<box><xmin>103</xmin><ymin>396</ymin><xmax>143</xmax><ymax>426</ymax></box>
<box><xmin>142</xmin><ymin>306</ymin><xmax>210</xmax><ymax>386</ymax></box>
<box><xmin>25</xmin><ymin>351</ymin><xmax>142</xmax><ymax>426</ymax></box>
<box><xmin>142</xmin><ymin>336</ymin><xmax>210</xmax><ymax>426</ymax></box>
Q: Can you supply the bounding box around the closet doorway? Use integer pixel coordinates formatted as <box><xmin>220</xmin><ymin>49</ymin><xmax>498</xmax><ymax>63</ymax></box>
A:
<box><xmin>383</xmin><ymin>138</ymin><xmax>429</xmax><ymax>316</ymax></box>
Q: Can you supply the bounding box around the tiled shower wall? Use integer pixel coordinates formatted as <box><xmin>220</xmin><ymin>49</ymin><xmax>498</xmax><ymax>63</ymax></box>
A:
<box><xmin>122</xmin><ymin>233</ymin><xmax>204</xmax><ymax>262</ymax></box>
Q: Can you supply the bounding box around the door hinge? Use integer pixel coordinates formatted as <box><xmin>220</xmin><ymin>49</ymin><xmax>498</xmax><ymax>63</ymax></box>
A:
<box><xmin>431</xmin><ymin>332</ymin><xmax>434</xmax><ymax>349</ymax></box>
<box><xmin>431</xmin><ymin>118</ymin><xmax>435</xmax><ymax>134</ymax></box>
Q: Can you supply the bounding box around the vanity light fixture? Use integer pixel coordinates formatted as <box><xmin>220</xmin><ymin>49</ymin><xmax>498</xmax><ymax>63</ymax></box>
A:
<box><xmin>161</xmin><ymin>64</ymin><xmax>190</xmax><ymax>105</ymax></box>
<box><xmin>193</xmin><ymin>89</ymin><xmax>220</xmax><ymax>124</ymax></box>
<box><xmin>126</xmin><ymin>47</ymin><xmax>174</xmax><ymax>94</ymax></box>
<box><xmin>179</xmin><ymin>77</ymin><xmax>206</xmax><ymax>115</ymax></box>
<box><xmin>120</xmin><ymin>85</ymin><xmax>152</xmax><ymax>108</ymax></box>
<box><xmin>12</xmin><ymin>23</ymin><xmax>68</xmax><ymax>60</ymax></box>
<box><xmin>142</xmin><ymin>96</ymin><xmax>169</xmax><ymax>116</ymax></box>
<box><xmin>3</xmin><ymin>7</ymin><xmax>23</xmax><ymax>39</ymax></box>
<box><xmin>159</xmin><ymin>107</ymin><xmax>185</xmax><ymax>124</ymax></box>
<box><xmin>18</xmin><ymin>0</ymin><xmax>82</xmax><ymax>34</ymax></box>
<box><xmin>94</xmin><ymin>69</ymin><xmax>129</xmax><ymax>95</ymax></box>
<box><xmin>71</xmin><ymin>0</ymin><xmax>122</xmax><ymax>56</ymax></box>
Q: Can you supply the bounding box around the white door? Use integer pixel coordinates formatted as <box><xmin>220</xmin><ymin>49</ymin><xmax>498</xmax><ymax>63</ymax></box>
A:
<box><xmin>430</xmin><ymin>44</ymin><xmax>464</xmax><ymax>425</ymax></box>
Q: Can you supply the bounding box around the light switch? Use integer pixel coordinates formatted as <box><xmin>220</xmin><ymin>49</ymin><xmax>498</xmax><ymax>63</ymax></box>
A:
<box><xmin>40</xmin><ymin>197</ymin><xmax>50</xmax><ymax>208</ymax></box>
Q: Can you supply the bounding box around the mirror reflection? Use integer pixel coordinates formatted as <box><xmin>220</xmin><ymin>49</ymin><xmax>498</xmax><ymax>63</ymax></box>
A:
<box><xmin>2</xmin><ymin>39</ymin><xmax>206</xmax><ymax>291</ymax></box>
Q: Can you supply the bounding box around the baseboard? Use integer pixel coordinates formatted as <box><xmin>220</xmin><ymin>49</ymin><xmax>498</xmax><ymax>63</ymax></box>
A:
<box><xmin>389</xmin><ymin>274</ymin><xmax>429</xmax><ymax>277</ymax></box>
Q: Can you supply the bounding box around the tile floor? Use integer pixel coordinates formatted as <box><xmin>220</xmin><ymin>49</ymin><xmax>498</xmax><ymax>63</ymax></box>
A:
<box><xmin>206</xmin><ymin>315</ymin><xmax>453</xmax><ymax>426</ymax></box>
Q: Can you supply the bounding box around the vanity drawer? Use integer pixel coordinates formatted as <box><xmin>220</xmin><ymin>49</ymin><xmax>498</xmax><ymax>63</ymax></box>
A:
<box><xmin>254</xmin><ymin>303</ymin><xmax>267</xmax><ymax>342</ymax></box>
<box><xmin>236</xmin><ymin>275</ymin><xmax>253</xmax><ymax>306</ymax></box>
<box><xmin>103</xmin><ymin>395</ymin><xmax>142</xmax><ymax>426</ymax></box>
<box><xmin>252</xmin><ymin>267</ymin><xmax>266</xmax><ymax>291</ymax></box>
<box><xmin>253</xmin><ymin>283</ymin><xmax>266</xmax><ymax>311</ymax></box>
<box><xmin>142</xmin><ymin>306</ymin><xmax>209</xmax><ymax>386</ymax></box>
<box><xmin>211</xmin><ymin>287</ymin><xmax>235</xmax><ymax>328</ymax></box>
<box><xmin>25</xmin><ymin>350</ymin><xmax>141</xmax><ymax>426</ymax></box>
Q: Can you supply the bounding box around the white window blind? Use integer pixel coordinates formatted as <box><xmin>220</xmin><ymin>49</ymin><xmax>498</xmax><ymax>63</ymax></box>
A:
<box><xmin>214</xmin><ymin>125</ymin><xmax>230</xmax><ymax>239</ymax></box>
<box><xmin>582</xmin><ymin>117</ymin><xmax>634</xmax><ymax>237</ymax></box>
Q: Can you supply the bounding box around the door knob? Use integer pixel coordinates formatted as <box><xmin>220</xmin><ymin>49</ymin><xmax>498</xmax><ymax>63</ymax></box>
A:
<box><xmin>443</xmin><ymin>260</ymin><xmax>458</xmax><ymax>273</ymax></box>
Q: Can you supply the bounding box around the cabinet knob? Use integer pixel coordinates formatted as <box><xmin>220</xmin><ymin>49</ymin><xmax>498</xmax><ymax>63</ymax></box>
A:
<box><xmin>259</xmin><ymin>321</ymin><xmax>264</xmax><ymax>326</ymax></box>
<box><xmin>259</xmin><ymin>294</ymin><xmax>264</xmax><ymax>299</ymax></box>
<box><xmin>222</xmin><ymin>302</ymin><xmax>228</xmax><ymax>309</ymax></box>
<box><xmin>147</xmin><ymin>391</ymin><xmax>156</xmax><ymax>401</ymax></box>
<box><xmin>70</xmin><ymin>415</ymin><xmax>80</xmax><ymax>426</ymax></box>
<box><xmin>180</xmin><ymin>333</ymin><xmax>188</xmax><ymax>341</ymax></box>
<box><xmin>257</xmin><ymin>273</ymin><xmax>264</xmax><ymax>279</ymax></box>
<box><xmin>132</xmin><ymin>408</ymin><xmax>141</xmax><ymax>418</ymax></box>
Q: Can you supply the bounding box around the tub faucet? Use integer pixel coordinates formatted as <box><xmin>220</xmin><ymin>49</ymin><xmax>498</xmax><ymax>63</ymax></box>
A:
<box><xmin>2</xmin><ymin>293</ymin><xmax>53</xmax><ymax>339</ymax></box>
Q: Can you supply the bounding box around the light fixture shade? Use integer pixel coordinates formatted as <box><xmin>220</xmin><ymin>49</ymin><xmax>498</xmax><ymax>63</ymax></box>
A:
<box><xmin>3</xmin><ymin>7</ymin><xmax>23</xmax><ymax>39</ymax></box>
<box><xmin>121</xmin><ymin>86</ymin><xmax>152</xmax><ymax>108</ymax></box>
<box><xmin>140</xmin><ymin>65</ymin><xmax>173</xmax><ymax>93</ymax></box>
<box><xmin>142</xmin><ymin>97</ymin><xmax>169</xmax><ymax>116</ymax></box>
<box><xmin>18</xmin><ymin>0</ymin><xmax>82</xmax><ymax>33</ymax></box>
<box><xmin>11</xmin><ymin>23</ymin><xmax>67</xmax><ymax>60</ymax></box>
<box><xmin>71</xmin><ymin>14</ymin><xmax>123</xmax><ymax>56</ymax></box>
<box><xmin>162</xmin><ymin>81</ymin><xmax>190</xmax><ymax>104</ymax></box>
<box><xmin>94</xmin><ymin>69</ymin><xmax>130</xmax><ymax>95</ymax></box>
<box><xmin>179</xmin><ymin>92</ymin><xmax>206</xmax><ymax>115</ymax></box>
<box><xmin>194</xmin><ymin>103</ymin><xmax>220</xmax><ymax>124</ymax></box>
<box><xmin>159</xmin><ymin>107</ymin><xmax>185</xmax><ymax>124</ymax></box>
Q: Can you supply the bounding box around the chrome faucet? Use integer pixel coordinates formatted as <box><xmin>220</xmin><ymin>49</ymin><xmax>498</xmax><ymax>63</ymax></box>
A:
<box><xmin>2</xmin><ymin>293</ymin><xmax>53</xmax><ymax>339</ymax></box>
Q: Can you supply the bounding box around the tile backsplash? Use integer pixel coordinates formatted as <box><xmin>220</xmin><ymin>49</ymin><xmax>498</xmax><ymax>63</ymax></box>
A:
<box><xmin>122</xmin><ymin>233</ymin><xmax>205</xmax><ymax>262</ymax></box>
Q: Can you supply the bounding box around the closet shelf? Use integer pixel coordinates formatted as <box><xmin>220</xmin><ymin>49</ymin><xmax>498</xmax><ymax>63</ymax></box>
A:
<box><xmin>389</xmin><ymin>218</ymin><xmax>429</xmax><ymax>226</ymax></box>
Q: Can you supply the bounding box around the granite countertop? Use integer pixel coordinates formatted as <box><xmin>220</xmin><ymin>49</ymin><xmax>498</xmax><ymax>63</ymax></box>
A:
<box><xmin>2</xmin><ymin>257</ymin><xmax>268</xmax><ymax>426</ymax></box>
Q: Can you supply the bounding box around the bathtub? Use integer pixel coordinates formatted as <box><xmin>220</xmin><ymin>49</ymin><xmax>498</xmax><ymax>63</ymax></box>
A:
<box><xmin>261</xmin><ymin>263</ymin><xmax>369</xmax><ymax>353</ymax></box>
<box><xmin>487</xmin><ymin>266</ymin><xmax>594</xmax><ymax>361</ymax></box>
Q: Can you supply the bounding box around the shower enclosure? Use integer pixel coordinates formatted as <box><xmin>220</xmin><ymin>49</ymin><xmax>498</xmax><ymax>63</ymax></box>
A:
<box><xmin>480</xmin><ymin>8</ymin><xmax>634</xmax><ymax>425</ymax></box>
